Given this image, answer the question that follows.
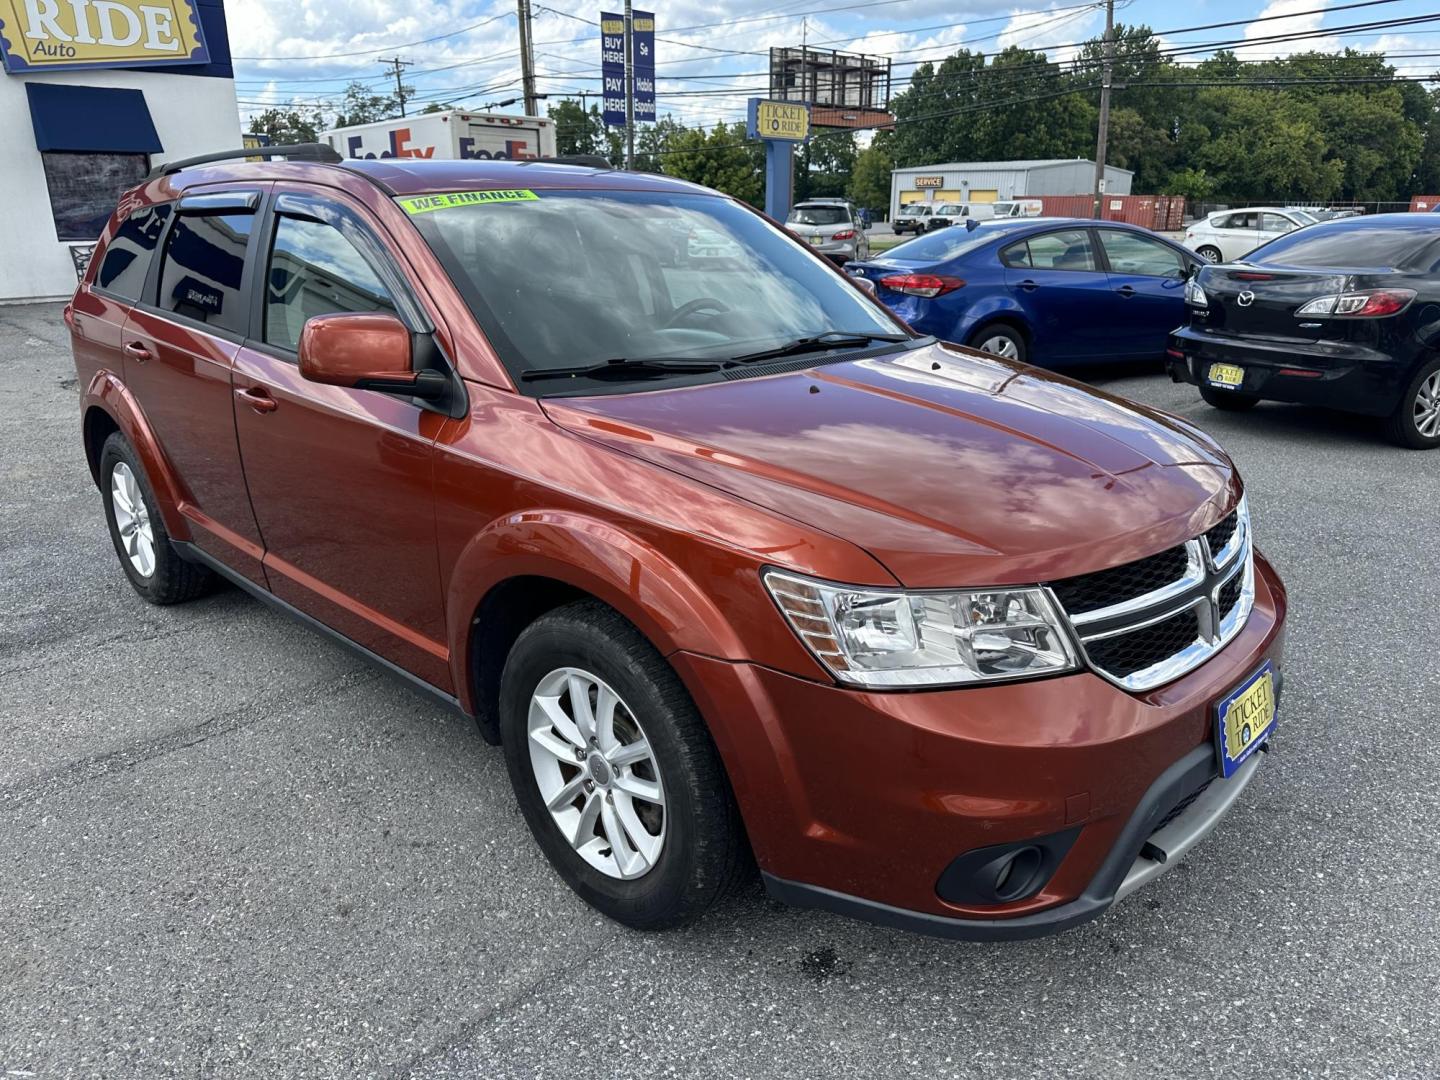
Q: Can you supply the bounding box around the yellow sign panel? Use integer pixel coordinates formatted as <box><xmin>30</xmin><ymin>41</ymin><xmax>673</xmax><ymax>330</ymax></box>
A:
<box><xmin>599</xmin><ymin>15</ymin><xmax>625</xmax><ymax>34</ymax></box>
<box><xmin>754</xmin><ymin>101</ymin><xmax>809</xmax><ymax>142</ymax></box>
<box><xmin>0</xmin><ymin>0</ymin><xmax>210</xmax><ymax>72</ymax></box>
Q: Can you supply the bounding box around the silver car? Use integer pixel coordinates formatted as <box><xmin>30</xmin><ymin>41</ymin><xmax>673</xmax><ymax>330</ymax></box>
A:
<box><xmin>785</xmin><ymin>202</ymin><xmax>869</xmax><ymax>263</ymax></box>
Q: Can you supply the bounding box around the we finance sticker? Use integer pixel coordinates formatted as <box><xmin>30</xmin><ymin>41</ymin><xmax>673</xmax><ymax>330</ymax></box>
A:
<box><xmin>398</xmin><ymin>190</ymin><xmax>539</xmax><ymax>214</ymax></box>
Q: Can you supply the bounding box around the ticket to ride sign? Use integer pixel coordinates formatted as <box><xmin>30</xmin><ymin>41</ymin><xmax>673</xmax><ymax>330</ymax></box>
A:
<box><xmin>0</xmin><ymin>0</ymin><xmax>210</xmax><ymax>72</ymax></box>
<box><xmin>746</xmin><ymin>99</ymin><xmax>810</xmax><ymax>142</ymax></box>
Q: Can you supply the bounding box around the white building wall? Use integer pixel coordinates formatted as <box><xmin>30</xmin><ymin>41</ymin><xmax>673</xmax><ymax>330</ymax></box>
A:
<box><xmin>0</xmin><ymin>70</ymin><xmax>241</xmax><ymax>302</ymax></box>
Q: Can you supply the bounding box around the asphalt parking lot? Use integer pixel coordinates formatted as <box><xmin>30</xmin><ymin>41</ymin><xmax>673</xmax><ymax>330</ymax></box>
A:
<box><xmin>3</xmin><ymin>299</ymin><xmax>1438</xmax><ymax>1080</ymax></box>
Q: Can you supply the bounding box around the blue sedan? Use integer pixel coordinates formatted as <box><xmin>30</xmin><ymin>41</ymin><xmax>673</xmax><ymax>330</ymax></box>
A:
<box><xmin>846</xmin><ymin>219</ymin><xmax>1201</xmax><ymax>367</ymax></box>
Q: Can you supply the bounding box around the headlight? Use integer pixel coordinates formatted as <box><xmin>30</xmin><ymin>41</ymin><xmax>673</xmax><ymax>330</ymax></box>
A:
<box><xmin>1184</xmin><ymin>278</ymin><xmax>1208</xmax><ymax>308</ymax></box>
<box><xmin>763</xmin><ymin>571</ymin><xmax>1078</xmax><ymax>688</ymax></box>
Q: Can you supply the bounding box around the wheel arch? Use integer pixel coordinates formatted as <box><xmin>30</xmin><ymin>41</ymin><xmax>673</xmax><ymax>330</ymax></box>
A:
<box><xmin>81</xmin><ymin>373</ymin><xmax>191</xmax><ymax>541</ymax></box>
<box><xmin>447</xmin><ymin>511</ymin><xmax>754</xmax><ymax>742</ymax></box>
<box><xmin>965</xmin><ymin>311</ymin><xmax>1033</xmax><ymax>350</ymax></box>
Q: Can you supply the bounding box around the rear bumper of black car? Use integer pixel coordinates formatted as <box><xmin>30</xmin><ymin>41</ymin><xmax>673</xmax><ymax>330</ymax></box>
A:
<box><xmin>1169</xmin><ymin>327</ymin><xmax>1420</xmax><ymax>417</ymax></box>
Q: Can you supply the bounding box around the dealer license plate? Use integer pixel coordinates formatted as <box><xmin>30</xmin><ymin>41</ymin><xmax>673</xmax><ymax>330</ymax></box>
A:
<box><xmin>1215</xmin><ymin>661</ymin><xmax>1277</xmax><ymax>778</ymax></box>
<box><xmin>1208</xmin><ymin>363</ymin><xmax>1245</xmax><ymax>388</ymax></box>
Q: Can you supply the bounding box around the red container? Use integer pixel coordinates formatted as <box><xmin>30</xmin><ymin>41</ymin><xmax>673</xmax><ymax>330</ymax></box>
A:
<box><xmin>1410</xmin><ymin>195</ymin><xmax>1440</xmax><ymax>212</ymax></box>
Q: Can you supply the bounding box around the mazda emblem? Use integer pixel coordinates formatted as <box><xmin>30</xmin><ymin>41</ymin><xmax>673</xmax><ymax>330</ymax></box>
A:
<box><xmin>1237</xmin><ymin>290</ymin><xmax>1255</xmax><ymax>307</ymax></box>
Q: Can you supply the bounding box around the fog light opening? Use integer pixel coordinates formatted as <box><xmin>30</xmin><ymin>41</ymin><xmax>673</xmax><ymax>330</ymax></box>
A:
<box><xmin>992</xmin><ymin>846</ymin><xmax>1044</xmax><ymax>902</ymax></box>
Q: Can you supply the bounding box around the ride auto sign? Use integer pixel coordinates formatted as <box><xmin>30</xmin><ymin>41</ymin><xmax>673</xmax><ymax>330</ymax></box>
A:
<box><xmin>0</xmin><ymin>0</ymin><xmax>209</xmax><ymax>71</ymax></box>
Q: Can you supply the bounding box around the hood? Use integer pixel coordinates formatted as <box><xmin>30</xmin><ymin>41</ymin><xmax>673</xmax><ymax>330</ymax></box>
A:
<box><xmin>541</xmin><ymin>342</ymin><xmax>1237</xmax><ymax>588</ymax></box>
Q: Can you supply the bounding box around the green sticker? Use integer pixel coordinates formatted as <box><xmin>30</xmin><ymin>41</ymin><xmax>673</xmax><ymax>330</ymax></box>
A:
<box><xmin>398</xmin><ymin>189</ymin><xmax>539</xmax><ymax>215</ymax></box>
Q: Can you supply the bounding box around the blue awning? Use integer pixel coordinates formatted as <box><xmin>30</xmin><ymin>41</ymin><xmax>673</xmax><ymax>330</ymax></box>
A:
<box><xmin>26</xmin><ymin>83</ymin><xmax>162</xmax><ymax>154</ymax></box>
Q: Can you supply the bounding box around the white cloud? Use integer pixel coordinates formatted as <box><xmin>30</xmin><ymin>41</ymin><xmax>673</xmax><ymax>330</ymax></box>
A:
<box><xmin>1233</xmin><ymin>0</ymin><xmax>1341</xmax><ymax>60</ymax></box>
<box><xmin>996</xmin><ymin>3</ymin><xmax>1102</xmax><ymax>65</ymax></box>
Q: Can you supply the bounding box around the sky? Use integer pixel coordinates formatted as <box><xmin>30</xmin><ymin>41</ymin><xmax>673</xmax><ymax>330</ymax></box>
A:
<box><xmin>227</xmin><ymin>0</ymin><xmax>1440</xmax><ymax>131</ymax></box>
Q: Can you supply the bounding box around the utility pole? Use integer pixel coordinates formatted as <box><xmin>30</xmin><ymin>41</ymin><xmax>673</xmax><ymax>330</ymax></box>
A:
<box><xmin>623</xmin><ymin>0</ymin><xmax>635</xmax><ymax>169</ymax></box>
<box><xmin>516</xmin><ymin>0</ymin><xmax>538</xmax><ymax>116</ymax></box>
<box><xmin>1090</xmin><ymin>0</ymin><xmax>1114</xmax><ymax>219</ymax></box>
<box><xmin>378</xmin><ymin>56</ymin><xmax>413</xmax><ymax>117</ymax></box>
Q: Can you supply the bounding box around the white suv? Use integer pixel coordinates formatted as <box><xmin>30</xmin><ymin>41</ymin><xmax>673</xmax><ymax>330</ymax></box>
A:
<box><xmin>1184</xmin><ymin>207</ymin><xmax>1317</xmax><ymax>262</ymax></box>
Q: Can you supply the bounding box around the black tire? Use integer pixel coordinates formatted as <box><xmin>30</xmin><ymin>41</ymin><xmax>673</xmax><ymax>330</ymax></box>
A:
<box><xmin>1196</xmin><ymin>245</ymin><xmax>1223</xmax><ymax>263</ymax></box>
<box><xmin>968</xmin><ymin>322</ymin><xmax>1028</xmax><ymax>363</ymax></box>
<box><xmin>1199</xmin><ymin>384</ymin><xmax>1260</xmax><ymax>411</ymax></box>
<box><xmin>99</xmin><ymin>432</ymin><xmax>216</xmax><ymax>604</ymax></box>
<box><xmin>499</xmin><ymin>599</ymin><xmax>747</xmax><ymax>930</ymax></box>
<box><xmin>1384</xmin><ymin>356</ymin><xmax>1440</xmax><ymax>449</ymax></box>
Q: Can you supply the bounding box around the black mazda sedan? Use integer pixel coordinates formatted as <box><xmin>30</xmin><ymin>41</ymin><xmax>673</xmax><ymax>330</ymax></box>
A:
<box><xmin>1168</xmin><ymin>214</ymin><xmax>1440</xmax><ymax>448</ymax></box>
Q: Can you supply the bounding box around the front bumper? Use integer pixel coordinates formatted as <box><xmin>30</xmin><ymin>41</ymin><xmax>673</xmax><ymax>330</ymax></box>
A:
<box><xmin>672</xmin><ymin>552</ymin><xmax>1287</xmax><ymax>939</ymax></box>
<box><xmin>1169</xmin><ymin>326</ymin><xmax>1413</xmax><ymax>417</ymax></box>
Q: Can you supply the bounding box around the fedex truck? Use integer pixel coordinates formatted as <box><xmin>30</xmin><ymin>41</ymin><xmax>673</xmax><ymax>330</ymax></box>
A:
<box><xmin>322</xmin><ymin>111</ymin><xmax>557</xmax><ymax>162</ymax></box>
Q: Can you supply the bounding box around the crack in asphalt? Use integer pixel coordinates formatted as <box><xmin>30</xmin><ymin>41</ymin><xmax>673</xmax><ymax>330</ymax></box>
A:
<box><xmin>0</xmin><ymin>668</ymin><xmax>380</xmax><ymax>810</ymax></box>
<box><xmin>387</xmin><ymin>948</ymin><xmax>608</xmax><ymax>1079</ymax></box>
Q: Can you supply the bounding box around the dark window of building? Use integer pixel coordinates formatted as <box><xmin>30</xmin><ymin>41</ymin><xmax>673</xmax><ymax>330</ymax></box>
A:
<box><xmin>40</xmin><ymin>152</ymin><xmax>150</xmax><ymax>242</ymax></box>
<box><xmin>264</xmin><ymin>216</ymin><xmax>397</xmax><ymax>353</ymax></box>
<box><xmin>95</xmin><ymin>204</ymin><xmax>172</xmax><ymax>301</ymax></box>
<box><xmin>157</xmin><ymin>212</ymin><xmax>254</xmax><ymax>334</ymax></box>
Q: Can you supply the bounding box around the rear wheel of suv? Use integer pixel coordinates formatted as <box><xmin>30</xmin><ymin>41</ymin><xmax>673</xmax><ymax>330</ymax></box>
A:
<box><xmin>1199</xmin><ymin>384</ymin><xmax>1260</xmax><ymax>411</ymax></box>
<box><xmin>1196</xmin><ymin>245</ymin><xmax>1222</xmax><ymax>263</ymax></box>
<box><xmin>1385</xmin><ymin>357</ymin><xmax>1440</xmax><ymax>449</ymax></box>
<box><xmin>99</xmin><ymin>433</ymin><xmax>216</xmax><ymax>604</ymax></box>
<box><xmin>499</xmin><ymin>600</ymin><xmax>746</xmax><ymax>929</ymax></box>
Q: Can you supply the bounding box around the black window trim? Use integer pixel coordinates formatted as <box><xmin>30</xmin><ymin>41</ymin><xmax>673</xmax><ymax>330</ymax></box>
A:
<box><xmin>245</xmin><ymin>188</ymin><xmax>429</xmax><ymax>364</ymax></box>
<box><xmin>134</xmin><ymin>183</ymin><xmax>268</xmax><ymax>345</ymax></box>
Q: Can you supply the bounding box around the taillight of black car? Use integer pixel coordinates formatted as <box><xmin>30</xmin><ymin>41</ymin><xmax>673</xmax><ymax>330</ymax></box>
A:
<box><xmin>1293</xmin><ymin>289</ymin><xmax>1416</xmax><ymax>317</ymax></box>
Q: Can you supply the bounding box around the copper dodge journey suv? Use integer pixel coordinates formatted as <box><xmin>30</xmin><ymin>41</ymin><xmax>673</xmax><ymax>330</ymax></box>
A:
<box><xmin>68</xmin><ymin>146</ymin><xmax>1287</xmax><ymax>939</ymax></box>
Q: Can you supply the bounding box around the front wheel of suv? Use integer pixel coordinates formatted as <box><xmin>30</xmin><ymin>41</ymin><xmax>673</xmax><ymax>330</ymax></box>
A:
<box><xmin>1199</xmin><ymin>384</ymin><xmax>1260</xmax><ymax>411</ymax></box>
<box><xmin>1385</xmin><ymin>357</ymin><xmax>1440</xmax><ymax>449</ymax></box>
<box><xmin>499</xmin><ymin>600</ymin><xmax>747</xmax><ymax>930</ymax></box>
<box><xmin>99</xmin><ymin>432</ymin><xmax>216</xmax><ymax>604</ymax></box>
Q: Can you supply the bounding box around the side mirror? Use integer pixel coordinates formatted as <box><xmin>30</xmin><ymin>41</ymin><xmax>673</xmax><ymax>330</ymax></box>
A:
<box><xmin>298</xmin><ymin>312</ymin><xmax>447</xmax><ymax>400</ymax></box>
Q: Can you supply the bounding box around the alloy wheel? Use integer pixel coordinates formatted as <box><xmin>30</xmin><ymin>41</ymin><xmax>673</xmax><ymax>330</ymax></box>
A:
<box><xmin>110</xmin><ymin>462</ymin><xmax>156</xmax><ymax>578</ymax></box>
<box><xmin>1414</xmin><ymin>371</ymin><xmax>1440</xmax><ymax>438</ymax></box>
<box><xmin>978</xmin><ymin>334</ymin><xmax>1020</xmax><ymax>361</ymax></box>
<box><xmin>527</xmin><ymin>666</ymin><xmax>666</xmax><ymax>880</ymax></box>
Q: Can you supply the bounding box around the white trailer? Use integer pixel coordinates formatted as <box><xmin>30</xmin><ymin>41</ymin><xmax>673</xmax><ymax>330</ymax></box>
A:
<box><xmin>321</xmin><ymin>111</ymin><xmax>557</xmax><ymax>162</ymax></box>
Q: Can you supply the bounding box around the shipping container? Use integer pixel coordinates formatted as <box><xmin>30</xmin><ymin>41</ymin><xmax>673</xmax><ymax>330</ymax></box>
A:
<box><xmin>1410</xmin><ymin>195</ymin><xmax>1440</xmax><ymax>212</ymax></box>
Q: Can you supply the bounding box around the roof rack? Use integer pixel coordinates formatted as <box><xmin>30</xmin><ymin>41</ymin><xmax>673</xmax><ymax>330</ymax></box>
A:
<box><xmin>146</xmin><ymin>142</ymin><xmax>341</xmax><ymax>181</ymax></box>
<box><xmin>528</xmin><ymin>154</ymin><xmax>613</xmax><ymax>170</ymax></box>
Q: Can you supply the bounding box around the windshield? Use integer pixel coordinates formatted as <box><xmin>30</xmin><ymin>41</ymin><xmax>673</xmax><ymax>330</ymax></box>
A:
<box><xmin>1249</xmin><ymin>223</ymin><xmax>1438</xmax><ymax>269</ymax></box>
<box><xmin>406</xmin><ymin>189</ymin><xmax>901</xmax><ymax>386</ymax></box>
<box><xmin>1290</xmin><ymin>210</ymin><xmax>1318</xmax><ymax>226</ymax></box>
<box><xmin>788</xmin><ymin>206</ymin><xmax>849</xmax><ymax>226</ymax></box>
<box><xmin>880</xmin><ymin>221</ymin><xmax>1025</xmax><ymax>264</ymax></box>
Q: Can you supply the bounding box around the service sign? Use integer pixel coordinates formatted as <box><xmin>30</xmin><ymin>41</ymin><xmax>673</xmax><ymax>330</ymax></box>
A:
<box><xmin>746</xmin><ymin>98</ymin><xmax>809</xmax><ymax>142</ymax></box>
<box><xmin>0</xmin><ymin>0</ymin><xmax>210</xmax><ymax>73</ymax></box>
<box><xmin>913</xmin><ymin>176</ymin><xmax>943</xmax><ymax>189</ymax></box>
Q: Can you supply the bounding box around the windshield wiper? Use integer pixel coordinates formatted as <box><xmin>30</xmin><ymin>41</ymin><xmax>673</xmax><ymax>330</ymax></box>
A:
<box><xmin>520</xmin><ymin>357</ymin><xmax>731</xmax><ymax>383</ymax></box>
<box><xmin>729</xmin><ymin>330</ymin><xmax>914</xmax><ymax>365</ymax></box>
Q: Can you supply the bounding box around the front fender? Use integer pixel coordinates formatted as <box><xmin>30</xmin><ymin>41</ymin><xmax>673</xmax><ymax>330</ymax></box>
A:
<box><xmin>84</xmin><ymin>370</ymin><xmax>191</xmax><ymax>542</ymax></box>
<box><xmin>447</xmin><ymin>510</ymin><xmax>747</xmax><ymax>678</ymax></box>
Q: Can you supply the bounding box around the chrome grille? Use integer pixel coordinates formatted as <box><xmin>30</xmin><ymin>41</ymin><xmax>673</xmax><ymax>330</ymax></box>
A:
<box><xmin>1048</xmin><ymin>503</ymin><xmax>1254</xmax><ymax>692</ymax></box>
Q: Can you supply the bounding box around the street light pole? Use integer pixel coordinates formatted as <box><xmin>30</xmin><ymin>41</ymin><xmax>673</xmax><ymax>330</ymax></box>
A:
<box><xmin>1090</xmin><ymin>0</ymin><xmax>1114</xmax><ymax>219</ymax></box>
<box><xmin>516</xmin><ymin>0</ymin><xmax>538</xmax><ymax>116</ymax></box>
<box><xmin>623</xmin><ymin>0</ymin><xmax>635</xmax><ymax>169</ymax></box>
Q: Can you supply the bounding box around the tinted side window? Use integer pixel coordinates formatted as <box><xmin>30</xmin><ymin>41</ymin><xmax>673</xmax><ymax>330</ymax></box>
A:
<box><xmin>157</xmin><ymin>212</ymin><xmax>254</xmax><ymax>333</ymax></box>
<box><xmin>96</xmin><ymin>204</ymin><xmax>171</xmax><ymax>301</ymax></box>
<box><xmin>1098</xmin><ymin>230</ymin><xmax>1184</xmax><ymax>277</ymax></box>
<box><xmin>1023</xmin><ymin>230</ymin><xmax>1097</xmax><ymax>271</ymax></box>
<box><xmin>1000</xmin><ymin>240</ymin><xmax>1031</xmax><ymax>268</ymax></box>
<box><xmin>264</xmin><ymin>216</ymin><xmax>397</xmax><ymax>353</ymax></box>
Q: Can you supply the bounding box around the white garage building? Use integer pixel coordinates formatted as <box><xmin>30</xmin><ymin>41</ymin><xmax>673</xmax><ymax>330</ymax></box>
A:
<box><xmin>889</xmin><ymin>159</ymin><xmax>1133</xmax><ymax>220</ymax></box>
<box><xmin>0</xmin><ymin>0</ymin><xmax>241</xmax><ymax>302</ymax></box>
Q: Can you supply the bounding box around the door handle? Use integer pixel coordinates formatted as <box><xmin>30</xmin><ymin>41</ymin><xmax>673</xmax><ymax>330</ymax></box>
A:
<box><xmin>122</xmin><ymin>342</ymin><xmax>152</xmax><ymax>363</ymax></box>
<box><xmin>1117</xmin><ymin>285</ymin><xmax>1136</xmax><ymax>298</ymax></box>
<box><xmin>1019</xmin><ymin>279</ymin><xmax>1038</xmax><ymax>292</ymax></box>
<box><xmin>236</xmin><ymin>386</ymin><xmax>278</xmax><ymax>414</ymax></box>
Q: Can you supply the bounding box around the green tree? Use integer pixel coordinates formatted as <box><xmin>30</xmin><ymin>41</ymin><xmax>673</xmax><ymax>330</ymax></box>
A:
<box><xmin>848</xmin><ymin>145</ymin><xmax>892</xmax><ymax>213</ymax></box>
<box><xmin>246</xmin><ymin>107</ymin><xmax>323</xmax><ymax>145</ymax></box>
<box><xmin>333</xmin><ymin>82</ymin><xmax>403</xmax><ymax>127</ymax></box>
<box><xmin>549</xmin><ymin>98</ymin><xmax>604</xmax><ymax>156</ymax></box>
<box><xmin>660</xmin><ymin>122</ymin><xmax>763</xmax><ymax>207</ymax></box>
<box><xmin>797</xmin><ymin>131</ymin><xmax>856</xmax><ymax>201</ymax></box>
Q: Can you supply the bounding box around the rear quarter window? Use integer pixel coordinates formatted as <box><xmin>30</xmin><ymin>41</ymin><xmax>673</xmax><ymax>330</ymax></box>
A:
<box><xmin>95</xmin><ymin>203</ymin><xmax>171</xmax><ymax>301</ymax></box>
